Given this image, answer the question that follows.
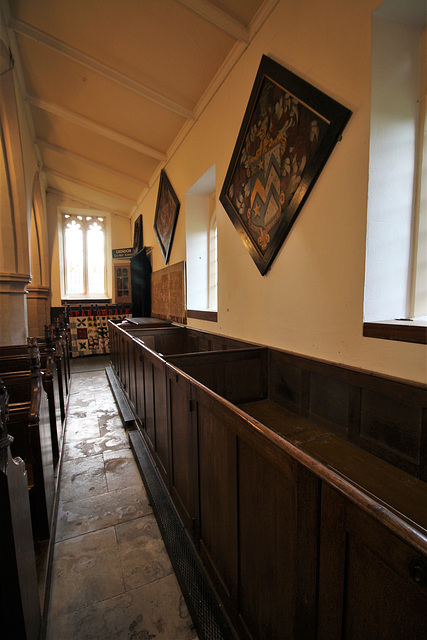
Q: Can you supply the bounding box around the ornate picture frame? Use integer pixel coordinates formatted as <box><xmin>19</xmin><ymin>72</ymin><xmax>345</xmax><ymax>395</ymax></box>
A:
<box><xmin>154</xmin><ymin>170</ymin><xmax>180</xmax><ymax>264</ymax></box>
<box><xmin>220</xmin><ymin>55</ymin><xmax>352</xmax><ymax>275</ymax></box>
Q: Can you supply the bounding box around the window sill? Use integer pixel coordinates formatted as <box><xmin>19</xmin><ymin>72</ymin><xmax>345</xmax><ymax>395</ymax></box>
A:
<box><xmin>61</xmin><ymin>298</ymin><xmax>112</xmax><ymax>305</ymax></box>
<box><xmin>363</xmin><ymin>320</ymin><xmax>427</xmax><ymax>345</ymax></box>
<box><xmin>187</xmin><ymin>309</ymin><xmax>218</xmax><ymax>322</ymax></box>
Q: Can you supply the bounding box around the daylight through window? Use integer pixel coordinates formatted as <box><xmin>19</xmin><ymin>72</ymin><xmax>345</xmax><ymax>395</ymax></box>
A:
<box><xmin>63</xmin><ymin>214</ymin><xmax>106</xmax><ymax>297</ymax></box>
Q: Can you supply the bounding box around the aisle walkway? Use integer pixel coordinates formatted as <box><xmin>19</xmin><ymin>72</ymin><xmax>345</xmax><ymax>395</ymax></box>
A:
<box><xmin>46</xmin><ymin>357</ymin><xmax>198</xmax><ymax>640</ymax></box>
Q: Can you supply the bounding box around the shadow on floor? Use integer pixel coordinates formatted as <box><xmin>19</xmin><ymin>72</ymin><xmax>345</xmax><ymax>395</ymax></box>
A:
<box><xmin>70</xmin><ymin>354</ymin><xmax>110</xmax><ymax>374</ymax></box>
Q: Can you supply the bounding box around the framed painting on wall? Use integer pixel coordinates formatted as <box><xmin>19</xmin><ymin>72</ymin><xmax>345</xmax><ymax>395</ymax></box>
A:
<box><xmin>220</xmin><ymin>55</ymin><xmax>352</xmax><ymax>275</ymax></box>
<box><xmin>154</xmin><ymin>170</ymin><xmax>180</xmax><ymax>264</ymax></box>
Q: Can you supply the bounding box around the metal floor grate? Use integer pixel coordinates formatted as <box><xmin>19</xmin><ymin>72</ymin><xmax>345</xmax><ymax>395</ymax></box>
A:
<box><xmin>129</xmin><ymin>430</ymin><xmax>236</xmax><ymax>640</ymax></box>
<box><xmin>105</xmin><ymin>366</ymin><xmax>135</xmax><ymax>427</ymax></box>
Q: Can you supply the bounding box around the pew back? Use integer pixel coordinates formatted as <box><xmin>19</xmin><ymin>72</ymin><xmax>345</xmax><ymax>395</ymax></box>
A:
<box><xmin>108</xmin><ymin>320</ymin><xmax>427</xmax><ymax>640</ymax></box>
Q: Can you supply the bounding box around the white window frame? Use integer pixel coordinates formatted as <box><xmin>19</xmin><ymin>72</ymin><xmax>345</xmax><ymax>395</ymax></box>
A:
<box><xmin>59</xmin><ymin>208</ymin><xmax>112</xmax><ymax>300</ymax></box>
<box><xmin>411</xmin><ymin>25</ymin><xmax>427</xmax><ymax>319</ymax></box>
<box><xmin>364</xmin><ymin>2</ymin><xmax>426</xmax><ymax>326</ymax></box>
<box><xmin>208</xmin><ymin>197</ymin><xmax>218</xmax><ymax>311</ymax></box>
<box><xmin>185</xmin><ymin>166</ymin><xmax>218</xmax><ymax>319</ymax></box>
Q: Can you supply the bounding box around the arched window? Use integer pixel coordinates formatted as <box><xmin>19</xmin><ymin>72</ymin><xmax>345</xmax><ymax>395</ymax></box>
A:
<box><xmin>63</xmin><ymin>214</ymin><xmax>106</xmax><ymax>297</ymax></box>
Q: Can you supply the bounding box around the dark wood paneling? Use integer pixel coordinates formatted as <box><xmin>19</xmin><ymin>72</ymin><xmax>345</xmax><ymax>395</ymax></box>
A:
<box><xmin>360</xmin><ymin>388</ymin><xmax>422</xmax><ymax>471</ymax></box>
<box><xmin>109</xmin><ymin>321</ymin><xmax>427</xmax><ymax>640</ymax></box>
<box><xmin>143</xmin><ymin>359</ymin><xmax>155</xmax><ymax>449</ymax></box>
<box><xmin>267</xmin><ymin>346</ymin><xmax>427</xmax><ymax>478</ymax></box>
<box><xmin>197</xmin><ymin>394</ymin><xmax>238</xmax><ymax>606</ymax></box>
<box><xmin>420</xmin><ymin>407</ymin><xmax>427</xmax><ymax>481</ymax></box>
<box><xmin>309</xmin><ymin>372</ymin><xmax>350</xmax><ymax>433</ymax></box>
<box><xmin>1</xmin><ymin>445</ymin><xmax>41</xmax><ymax>640</ymax></box>
<box><xmin>168</xmin><ymin>371</ymin><xmax>195</xmax><ymax>532</ymax></box>
<box><xmin>127</xmin><ymin>338</ymin><xmax>137</xmax><ymax>412</ymax></box>
<box><xmin>168</xmin><ymin>348</ymin><xmax>268</xmax><ymax>404</ymax></box>
<box><xmin>269</xmin><ymin>350</ymin><xmax>303</xmax><ymax>412</ymax></box>
<box><xmin>318</xmin><ymin>483</ymin><xmax>427</xmax><ymax>640</ymax></box>
<box><xmin>156</xmin><ymin>331</ymin><xmax>188</xmax><ymax>356</ymax></box>
<box><xmin>224</xmin><ymin>349</ymin><xmax>268</xmax><ymax>404</ymax></box>
<box><xmin>364</xmin><ymin>320</ymin><xmax>427</xmax><ymax>344</ymax></box>
<box><xmin>134</xmin><ymin>349</ymin><xmax>145</xmax><ymax>426</ymax></box>
<box><xmin>237</xmin><ymin>440</ymin><xmax>297</xmax><ymax>640</ymax></box>
<box><xmin>169</xmin><ymin>355</ymin><xmax>222</xmax><ymax>395</ymax></box>
<box><xmin>317</xmin><ymin>484</ymin><xmax>348</xmax><ymax>640</ymax></box>
<box><xmin>153</xmin><ymin>361</ymin><xmax>168</xmax><ymax>482</ymax></box>
<box><xmin>187</xmin><ymin>309</ymin><xmax>218</xmax><ymax>322</ymax></box>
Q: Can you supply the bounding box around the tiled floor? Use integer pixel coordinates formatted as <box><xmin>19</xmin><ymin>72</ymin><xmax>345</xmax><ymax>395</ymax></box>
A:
<box><xmin>46</xmin><ymin>357</ymin><xmax>198</xmax><ymax>640</ymax></box>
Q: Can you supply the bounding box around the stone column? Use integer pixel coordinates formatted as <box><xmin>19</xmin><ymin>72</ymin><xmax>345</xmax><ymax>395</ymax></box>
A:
<box><xmin>0</xmin><ymin>40</ymin><xmax>31</xmax><ymax>345</ymax></box>
<box><xmin>0</xmin><ymin>274</ymin><xmax>29</xmax><ymax>345</ymax></box>
<box><xmin>26</xmin><ymin>285</ymin><xmax>50</xmax><ymax>337</ymax></box>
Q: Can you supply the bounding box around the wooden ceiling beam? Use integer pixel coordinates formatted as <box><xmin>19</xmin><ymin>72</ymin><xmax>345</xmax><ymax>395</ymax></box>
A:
<box><xmin>175</xmin><ymin>0</ymin><xmax>249</xmax><ymax>41</ymax></box>
<box><xmin>27</xmin><ymin>96</ymin><xmax>166</xmax><ymax>161</ymax></box>
<box><xmin>36</xmin><ymin>138</ymin><xmax>149</xmax><ymax>187</ymax></box>
<box><xmin>45</xmin><ymin>167</ymin><xmax>138</xmax><ymax>204</ymax></box>
<box><xmin>46</xmin><ymin>187</ymin><xmax>131</xmax><ymax>219</ymax></box>
<box><xmin>9</xmin><ymin>18</ymin><xmax>195</xmax><ymax>120</ymax></box>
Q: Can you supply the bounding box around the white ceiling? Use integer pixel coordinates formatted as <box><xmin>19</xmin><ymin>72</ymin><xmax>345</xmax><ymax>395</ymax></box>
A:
<box><xmin>2</xmin><ymin>0</ymin><xmax>279</xmax><ymax>218</ymax></box>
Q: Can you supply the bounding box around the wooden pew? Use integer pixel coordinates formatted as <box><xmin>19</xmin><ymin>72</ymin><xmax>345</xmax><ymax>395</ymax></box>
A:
<box><xmin>0</xmin><ymin>316</ymin><xmax>71</xmax><ymax>410</ymax></box>
<box><xmin>1</xmin><ymin>342</ymin><xmax>54</xmax><ymax>542</ymax></box>
<box><xmin>109</xmin><ymin>320</ymin><xmax>427</xmax><ymax>639</ymax></box>
<box><xmin>54</xmin><ymin>316</ymin><xmax>71</xmax><ymax>398</ymax></box>
<box><xmin>0</xmin><ymin>337</ymin><xmax>70</xmax><ymax>412</ymax></box>
<box><xmin>0</xmin><ymin>379</ymin><xmax>41</xmax><ymax>640</ymax></box>
<box><xmin>0</xmin><ymin>328</ymin><xmax>64</xmax><ymax>462</ymax></box>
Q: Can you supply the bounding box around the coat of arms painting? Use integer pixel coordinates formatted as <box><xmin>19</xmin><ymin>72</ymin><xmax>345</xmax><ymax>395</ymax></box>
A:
<box><xmin>220</xmin><ymin>55</ymin><xmax>352</xmax><ymax>275</ymax></box>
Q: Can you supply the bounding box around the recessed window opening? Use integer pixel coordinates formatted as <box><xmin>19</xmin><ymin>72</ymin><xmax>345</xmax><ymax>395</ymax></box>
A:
<box><xmin>364</xmin><ymin>0</ymin><xmax>427</xmax><ymax>324</ymax></box>
<box><xmin>62</xmin><ymin>212</ymin><xmax>108</xmax><ymax>299</ymax></box>
<box><xmin>208</xmin><ymin>195</ymin><xmax>217</xmax><ymax>311</ymax></box>
<box><xmin>186</xmin><ymin>166</ymin><xmax>218</xmax><ymax>314</ymax></box>
<box><xmin>411</xmin><ymin>24</ymin><xmax>427</xmax><ymax>318</ymax></box>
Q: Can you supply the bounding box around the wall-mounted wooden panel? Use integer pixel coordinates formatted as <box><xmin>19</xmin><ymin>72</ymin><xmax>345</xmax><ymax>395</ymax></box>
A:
<box><xmin>151</xmin><ymin>261</ymin><xmax>186</xmax><ymax>323</ymax></box>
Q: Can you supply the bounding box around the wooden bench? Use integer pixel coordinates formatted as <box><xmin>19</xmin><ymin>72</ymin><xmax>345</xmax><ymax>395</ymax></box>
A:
<box><xmin>0</xmin><ymin>328</ymin><xmax>66</xmax><ymax>462</ymax></box>
<box><xmin>0</xmin><ymin>321</ymin><xmax>71</xmax><ymax>420</ymax></box>
<box><xmin>0</xmin><ymin>380</ymin><xmax>41</xmax><ymax>640</ymax></box>
<box><xmin>109</xmin><ymin>320</ymin><xmax>427</xmax><ymax>640</ymax></box>
<box><xmin>0</xmin><ymin>343</ymin><xmax>55</xmax><ymax>543</ymax></box>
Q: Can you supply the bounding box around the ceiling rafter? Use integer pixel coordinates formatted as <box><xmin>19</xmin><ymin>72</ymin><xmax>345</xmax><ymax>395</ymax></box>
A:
<box><xmin>9</xmin><ymin>17</ymin><xmax>195</xmax><ymax>120</ymax></box>
<box><xmin>45</xmin><ymin>167</ymin><xmax>138</xmax><ymax>204</ymax></box>
<box><xmin>47</xmin><ymin>187</ymin><xmax>131</xmax><ymax>219</ymax></box>
<box><xmin>175</xmin><ymin>0</ymin><xmax>249</xmax><ymax>41</ymax></box>
<box><xmin>4</xmin><ymin>0</ymin><xmax>281</xmax><ymax>220</ymax></box>
<box><xmin>36</xmin><ymin>138</ymin><xmax>148</xmax><ymax>187</ymax></box>
<box><xmin>26</xmin><ymin>96</ymin><xmax>166</xmax><ymax>161</ymax></box>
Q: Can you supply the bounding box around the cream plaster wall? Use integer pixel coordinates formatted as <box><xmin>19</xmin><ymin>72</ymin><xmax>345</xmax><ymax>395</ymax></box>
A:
<box><xmin>134</xmin><ymin>0</ymin><xmax>427</xmax><ymax>384</ymax></box>
<box><xmin>46</xmin><ymin>191</ymin><xmax>132</xmax><ymax>307</ymax></box>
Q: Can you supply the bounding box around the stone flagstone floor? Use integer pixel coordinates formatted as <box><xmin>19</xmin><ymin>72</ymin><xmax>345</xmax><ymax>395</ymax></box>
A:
<box><xmin>45</xmin><ymin>356</ymin><xmax>198</xmax><ymax>640</ymax></box>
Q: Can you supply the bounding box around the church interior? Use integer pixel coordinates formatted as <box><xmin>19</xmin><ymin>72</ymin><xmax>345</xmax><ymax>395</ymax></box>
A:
<box><xmin>1</xmin><ymin>0</ymin><xmax>427</xmax><ymax>639</ymax></box>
